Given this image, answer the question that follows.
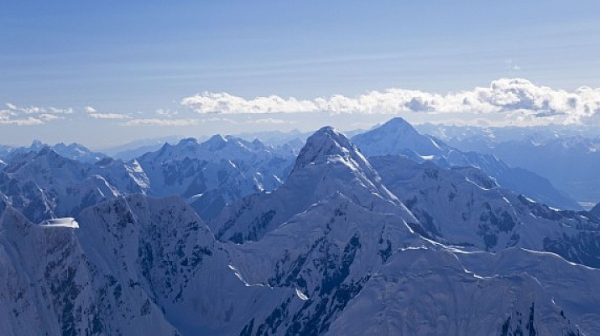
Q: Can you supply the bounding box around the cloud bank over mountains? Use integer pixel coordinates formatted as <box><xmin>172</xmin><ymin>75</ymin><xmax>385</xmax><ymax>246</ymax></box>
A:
<box><xmin>181</xmin><ymin>78</ymin><xmax>600</xmax><ymax>125</ymax></box>
<box><xmin>2</xmin><ymin>79</ymin><xmax>600</xmax><ymax>127</ymax></box>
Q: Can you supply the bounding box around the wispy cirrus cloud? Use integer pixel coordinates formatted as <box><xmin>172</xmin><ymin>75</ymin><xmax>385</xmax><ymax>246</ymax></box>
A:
<box><xmin>121</xmin><ymin>118</ymin><xmax>200</xmax><ymax>127</ymax></box>
<box><xmin>0</xmin><ymin>116</ymin><xmax>44</xmax><ymax>126</ymax></box>
<box><xmin>0</xmin><ymin>103</ymin><xmax>71</xmax><ymax>125</ymax></box>
<box><xmin>155</xmin><ymin>109</ymin><xmax>178</xmax><ymax>117</ymax></box>
<box><xmin>505</xmin><ymin>60</ymin><xmax>521</xmax><ymax>71</ymax></box>
<box><xmin>1</xmin><ymin>104</ymin><xmax>133</xmax><ymax>125</ymax></box>
<box><xmin>84</xmin><ymin>106</ymin><xmax>131</xmax><ymax>119</ymax></box>
<box><xmin>5</xmin><ymin>103</ymin><xmax>74</xmax><ymax>115</ymax></box>
<box><xmin>180</xmin><ymin>79</ymin><xmax>600</xmax><ymax>125</ymax></box>
<box><xmin>247</xmin><ymin>118</ymin><xmax>287</xmax><ymax>125</ymax></box>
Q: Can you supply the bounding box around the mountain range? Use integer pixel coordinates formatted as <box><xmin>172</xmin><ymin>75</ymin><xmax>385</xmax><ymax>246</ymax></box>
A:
<box><xmin>418</xmin><ymin>123</ymin><xmax>600</xmax><ymax>208</ymax></box>
<box><xmin>352</xmin><ymin>118</ymin><xmax>582</xmax><ymax>210</ymax></box>
<box><xmin>0</xmin><ymin>118</ymin><xmax>599</xmax><ymax>335</ymax></box>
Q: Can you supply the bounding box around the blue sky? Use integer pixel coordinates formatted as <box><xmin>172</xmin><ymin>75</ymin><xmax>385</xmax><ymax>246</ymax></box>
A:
<box><xmin>1</xmin><ymin>1</ymin><xmax>600</xmax><ymax>148</ymax></box>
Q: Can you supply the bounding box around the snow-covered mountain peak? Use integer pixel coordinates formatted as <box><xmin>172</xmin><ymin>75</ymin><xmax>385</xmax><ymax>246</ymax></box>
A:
<box><xmin>53</xmin><ymin>142</ymin><xmax>91</xmax><ymax>155</ymax></box>
<box><xmin>353</xmin><ymin>117</ymin><xmax>447</xmax><ymax>158</ymax></box>
<box><xmin>178</xmin><ymin>137</ymin><xmax>199</xmax><ymax>147</ymax></box>
<box><xmin>294</xmin><ymin>126</ymin><xmax>363</xmax><ymax>170</ymax></box>
<box><xmin>29</xmin><ymin>139</ymin><xmax>45</xmax><ymax>151</ymax></box>
<box><xmin>5</xmin><ymin>147</ymin><xmax>76</xmax><ymax>176</ymax></box>
<box><xmin>0</xmin><ymin>147</ymin><xmax>147</xmax><ymax>224</ymax></box>
<box><xmin>377</xmin><ymin>117</ymin><xmax>420</xmax><ymax>135</ymax></box>
<box><xmin>287</xmin><ymin>126</ymin><xmax>400</xmax><ymax>208</ymax></box>
<box><xmin>152</xmin><ymin>135</ymin><xmax>271</xmax><ymax>162</ymax></box>
<box><xmin>204</xmin><ymin>134</ymin><xmax>227</xmax><ymax>151</ymax></box>
<box><xmin>1</xmin><ymin>141</ymin><xmax>107</xmax><ymax>164</ymax></box>
<box><xmin>223</xmin><ymin>135</ymin><xmax>270</xmax><ymax>153</ymax></box>
<box><xmin>250</xmin><ymin>137</ymin><xmax>267</xmax><ymax>149</ymax></box>
<box><xmin>170</xmin><ymin>137</ymin><xmax>202</xmax><ymax>156</ymax></box>
<box><xmin>142</xmin><ymin>138</ymin><xmax>202</xmax><ymax>162</ymax></box>
<box><xmin>36</xmin><ymin>145</ymin><xmax>57</xmax><ymax>157</ymax></box>
<box><xmin>210</xmin><ymin>126</ymin><xmax>422</xmax><ymax>243</ymax></box>
<box><xmin>353</xmin><ymin>118</ymin><xmax>581</xmax><ymax>210</ymax></box>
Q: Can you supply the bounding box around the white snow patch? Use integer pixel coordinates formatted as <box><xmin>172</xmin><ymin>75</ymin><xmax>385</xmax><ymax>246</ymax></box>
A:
<box><xmin>228</xmin><ymin>264</ymin><xmax>251</xmax><ymax>286</ymax></box>
<box><xmin>295</xmin><ymin>288</ymin><xmax>309</xmax><ymax>301</ymax></box>
<box><xmin>429</xmin><ymin>137</ymin><xmax>442</xmax><ymax>150</ymax></box>
<box><xmin>38</xmin><ymin>217</ymin><xmax>79</xmax><ymax>228</ymax></box>
<box><xmin>400</xmin><ymin>246</ymin><xmax>428</xmax><ymax>251</ymax></box>
<box><xmin>446</xmin><ymin>247</ymin><xmax>486</xmax><ymax>255</ymax></box>
<box><xmin>228</xmin><ymin>264</ymin><xmax>270</xmax><ymax>288</ymax></box>
<box><xmin>253</xmin><ymin>175</ymin><xmax>264</xmax><ymax>191</ymax></box>
<box><xmin>465</xmin><ymin>177</ymin><xmax>491</xmax><ymax>191</ymax></box>
<box><xmin>126</xmin><ymin>160</ymin><xmax>150</xmax><ymax>190</ymax></box>
<box><xmin>464</xmin><ymin>268</ymin><xmax>491</xmax><ymax>280</ymax></box>
<box><xmin>37</xmin><ymin>185</ymin><xmax>54</xmax><ymax>215</ymax></box>
<box><xmin>327</xmin><ymin>156</ymin><xmax>358</xmax><ymax>172</ymax></box>
<box><xmin>188</xmin><ymin>193</ymin><xmax>205</xmax><ymax>202</ymax></box>
<box><xmin>521</xmin><ymin>248</ymin><xmax>600</xmax><ymax>271</ymax></box>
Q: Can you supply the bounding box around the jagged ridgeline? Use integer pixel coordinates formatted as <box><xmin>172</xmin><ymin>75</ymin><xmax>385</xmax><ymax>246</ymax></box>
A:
<box><xmin>0</xmin><ymin>121</ymin><xmax>598</xmax><ymax>335</ymax></box>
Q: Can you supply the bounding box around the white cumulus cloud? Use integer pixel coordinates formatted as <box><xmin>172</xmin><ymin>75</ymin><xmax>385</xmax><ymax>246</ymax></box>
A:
<box><xmin>179</xmin><ymin>78</ymin><xmax>600</xmax><ymax>125</ymax></box>
<box><xmin>181</xmin><ymin>92</ymin><xmax>317</xmax><ymax>114</ymax></box>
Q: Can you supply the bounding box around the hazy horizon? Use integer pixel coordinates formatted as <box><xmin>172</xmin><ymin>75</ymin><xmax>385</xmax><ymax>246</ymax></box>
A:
<box><xmin>2</xmin><ymin>1</ymin><xmax>599</xmax><ymax>148</ymax></box>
